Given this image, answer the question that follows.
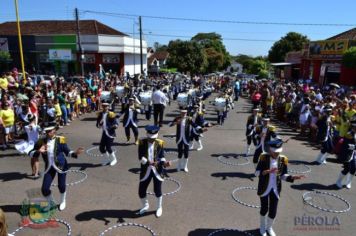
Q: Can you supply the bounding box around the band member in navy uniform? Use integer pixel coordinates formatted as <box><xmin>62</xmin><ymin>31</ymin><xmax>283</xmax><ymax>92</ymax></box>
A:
<box><xmin>169</xmin><ymin>109</ymin><xmax>196</xmax><ymax>172</ymax></box>
<box><xmin>29</xmin><ymin>124</ymin><xmax>84</xmax><ymax>211</ymax></box>
<box><xmin>253</xmin><ymin>114</ymin><xmax>278</xmax><ymax>168</ymax></box>
<box><xmin>314</xmin><ymin>105</ymin><xmax>334</xmax><ymax>164</ymax></box>
<box><xmin>245</xmin><ymin>108</ymin><xmax>262</xmax><ymax>157</ymax></box>
<box><xmin>138</xmin><ymin>125</ymin><xmax>171</xmax><ymax>218</ymax></box>
<box><xmin>121</xmin><ymin>98</ymin><xmax>140</xmax><ymax>145</ymax></box>
<box><xmin>256</xmin><ymin>139</ymin><xmax>305</xmax><ymax>236</ymax></box>
<box><xmin>336</xmin><ymin>115</ymin><xmax>356</xmax><ymax>189</ymax></box>
<box><xmin>189</xmin><ymin>105</ymin><xmax>211</xmax><ymax>151</ymax></box>
<box><xmin>96</xmin><ymin>102</ymin><xmax>118</xmax><ymax>166</ymax></box>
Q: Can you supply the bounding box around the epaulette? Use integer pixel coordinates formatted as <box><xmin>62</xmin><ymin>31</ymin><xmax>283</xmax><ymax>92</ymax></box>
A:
<box><xmin>198</xmin><ymin>111</ymin><xmax>204</xmax><ymax>116</ymax></box>
<box><xmin>259</xmin><ymin>152</ymin><xmax>269</xmax><ymax>161</ymax></box>
<box><xmin>58</xmin><ymin>136</ymin><xmax>66</xmax><ymax>144</ymax></box>
<box><xmin>279</xmin><ymin>155</ymin><xmax>288</xmax><ymax>165</ymax></box>
<box><xmin>156</xmin><ymin>139</ymin><xmax>165</xmax><ymax>146</ymax></box>
<box><xmin>268</xmin><ymin>125</ymin><xmax>276</xmax><ymax>132</ymax></box>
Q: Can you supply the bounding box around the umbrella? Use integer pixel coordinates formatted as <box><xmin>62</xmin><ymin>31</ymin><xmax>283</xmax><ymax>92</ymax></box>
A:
<box><xmin>329</xmin><ymin>83</ymin><xmax>340</xmax><ymax>89</ymax></box>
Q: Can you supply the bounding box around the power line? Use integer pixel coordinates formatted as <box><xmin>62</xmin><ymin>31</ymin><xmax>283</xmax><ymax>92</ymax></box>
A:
<box><xmin>123</xmin><ymin>32</ymin><xmax>276</xmax><ymax>42</ymax></box>
<box><xmin>82</xmin><ymin>10</ymin><xmax>355</xmax><ymax>27</ymax></box>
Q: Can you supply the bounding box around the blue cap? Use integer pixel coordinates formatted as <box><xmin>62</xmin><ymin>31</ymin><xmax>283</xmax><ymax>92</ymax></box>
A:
<box><xmin>145</xmin><ymin>125</ymin><xmax>160</xmax><ymax>134</ymax></box>
<box><xmin>267</xmin><ymin>139</ymin><xmax>283</xmax><ymax>152</ymax></box>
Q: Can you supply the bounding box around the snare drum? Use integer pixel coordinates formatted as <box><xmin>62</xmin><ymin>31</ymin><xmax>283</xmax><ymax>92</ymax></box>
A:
<box><xmin>100</xmin><ymin>91</ymin><xmax>111</xmax><ymax>102</ymax></box>
<box><xmin>139</xmin><ymin>91</ymin><xmax>152</xmax><ymax>106</ymax></box>
<box><xmin>215</xmin><ymin>97</ymin><xmax>226</xmax><ymax>112</ymax></box>
<box><xmin>115</xmin><ymin>86</ymin><xmax>125</xmax><ymax>98</ymax></box>
<box><xmin>177</xmin><ymin>93</ymin><xmax>189</xmax><ymax>108</ymax></box>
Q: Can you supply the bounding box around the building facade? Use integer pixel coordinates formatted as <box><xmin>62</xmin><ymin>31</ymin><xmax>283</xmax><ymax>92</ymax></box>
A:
<box><xmin>300</xmin><ymin>28</ymin><xmax>356</xmax><ymax>86</ymax></box>
<box><xmin>0</xmin><ymin>20</ymin><xmax>147</xmax><ymax>75</ymax></box>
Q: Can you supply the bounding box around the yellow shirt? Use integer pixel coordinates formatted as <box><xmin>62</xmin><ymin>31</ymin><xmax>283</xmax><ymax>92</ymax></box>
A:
<box><xmin>0</xmin><ymin>77</ymin><xmax>8</xmax><ymax>90</ymax></box>
<box><xmin>285</xmin><ymin>102</ymin><xmax>292</xmax><ymax>113</ymax></box>
<box><xmin>54</xmin><ymin>104</ymin><xmax>62</xmax><ymax>117</ymax></box>
<box><xmin>338</xmin><ymin>109</ymin><xmax>356</xmax><ymax>137</ymax></box>
<box><xmin>0</xmin><ymin>108</ymin><xmax>15</xmax><ymax>126</ymax></box>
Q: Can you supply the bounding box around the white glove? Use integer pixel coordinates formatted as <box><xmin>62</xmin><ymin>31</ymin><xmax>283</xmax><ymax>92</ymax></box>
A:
<box><xmin>141</xmin><ymin>157</ymin><xmax>148</xmax><ymax>165</ymax></box>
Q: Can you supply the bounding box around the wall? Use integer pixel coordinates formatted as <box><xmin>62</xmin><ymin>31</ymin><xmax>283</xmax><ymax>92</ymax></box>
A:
<box><xmin>124</xmin><ymin>53</ymin><xmax>147</xmax><ymax>75</ymax></box>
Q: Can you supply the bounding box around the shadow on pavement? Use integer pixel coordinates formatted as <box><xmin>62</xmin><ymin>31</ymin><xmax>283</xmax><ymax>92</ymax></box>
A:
<box><xmin>0</xmin><ymin>204</ymin><xmax>21</xmax><ymax>214</ymax></box>
<box><xmin>290</xmin><ymin>183</ymin><xmax>339</xmax><ymax>191</ymax></box>
<box><xmin>188</xmin><ymin>228</ymin><xmax>259</xmax><ymax>236</ymax></box>
<box><xmin>0</xmin><ymin>172</ymin><xmax>30</xmax><ymax>182</ymax></box>
<box><xmin>80</xmin><ymin>117</ymin><xmax>97</xmax><ymax>121</ymax></box>
<box><xmin>75</xmin><ymin>209</ymin><xmax>154</xmax><ymax>225</ymax></box>
<box><xmin>211</xmin><ymin>172</ymin><xmax>255</xmax><ymax>181</ymax></box>
<box><xmin>68</xmin><ymin>163</ymin><xmax>102</xmax><ymax>171</ymax></box>
<box><xmin>128</xmin><ymin>168</ymin><xmax>140</xmax><ymax>174</ymax></box>
<box><xmin>91</xmin><ymin>142</ymin><xmax>132</xmax><ymax>147</ymax></box>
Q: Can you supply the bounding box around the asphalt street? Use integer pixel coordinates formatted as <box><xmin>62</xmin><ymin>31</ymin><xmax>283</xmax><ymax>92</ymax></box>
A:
<box><xmin>0</xmin><ymin>96</ymin><xmax>355</xmax><ymax>236</ymax></box>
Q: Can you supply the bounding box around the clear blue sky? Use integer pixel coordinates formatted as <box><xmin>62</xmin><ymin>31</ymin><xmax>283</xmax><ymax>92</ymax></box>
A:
<box><xmin>2</xmin><ymin>0</ymin><xmax>356</xmax><ymax>57</ymax></box>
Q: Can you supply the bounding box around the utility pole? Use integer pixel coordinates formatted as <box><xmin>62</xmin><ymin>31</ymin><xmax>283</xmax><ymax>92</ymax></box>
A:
<box><xmin>139</xmin><ymin>16</ymin><xmax>143</xmax><ymax>75</ymax></box>
<box><xmin>75</xmin><ymin>8</ymin><xmax>84</xmax><ymax>77</ymax></box>
<box><xmin>14</xmin><ymin>0</ymin><xmax>26</xmax><ymax>83</ymax></box>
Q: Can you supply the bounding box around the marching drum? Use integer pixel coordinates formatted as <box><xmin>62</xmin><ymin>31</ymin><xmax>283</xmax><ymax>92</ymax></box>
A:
<box><xmin>100</xmin><ymin>91</ymin><xmax>111</xmax><ymax>102</ymax></box>
<box><xmin>115</xmin><ymin>86</ymin><xmax>125</xmax><ymax>98</ymax></box>
<box><xmin>139</xmin><ymin>91</ymin><xmax>152</xmax><ymax>106</ymax></box>
<box><xmin>177</xmin><ymin>93</ymin><xmax>189</xmax><ymax>108</ymax></box>
<box><xmin>188</xmin><ymin>89</ymin><xmax>197</xmax><ymax>98</ymax></box>
<box><xmin>215</xmin><ymin>97</ymin><xmax>226</xmax><ymax>112</ymax></box>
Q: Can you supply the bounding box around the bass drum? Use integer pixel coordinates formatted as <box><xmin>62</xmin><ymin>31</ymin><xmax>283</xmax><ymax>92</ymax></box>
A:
<box><xmin>115</xmin><ymin>86</ymin><xmax>125</xmax><ymax>98</ymax></box>
<box><xmin>215</xmin><ymin>97</ymin><xmax>226</xmax><ymax>112</ymax></box>
<box><xmin>139</xmin><ymin>91</ymin><xmax>152</xmax><ymax>106</ymax></box>
<box><xmin>177</xmin><ymin>93</ymin><xmax>188</xmax><ymax>108</ymax></box>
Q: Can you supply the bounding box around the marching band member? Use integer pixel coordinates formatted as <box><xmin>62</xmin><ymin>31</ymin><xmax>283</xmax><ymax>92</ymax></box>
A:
<box><xmin>121</xmin><ymin>98</ymin><xmax>141</xmax><ymax>145</ymax></box>
<box><xmin>189</xmin><ymin>105</ymin><xmax>211</xmax><ymax>151</ymax></box>
<box><xmin>256</xmin><ymin>139</ymin><xmax>305</xmax><ymax>236</ymax></box>
<box><xmin>336</xmin><ymin>115</ymin><xmax>356</xmax><ymax>189</ymax></box>
<box><xmin>169</xmin><ymin>109</ymin><xmax>196</xmax><ymax>172</ymax></box>
<box><xmin>253</xmin><ymin>115</ymin><xmax>278</xmax><ymax>168</ymax></box>
<box><xmin>138</xmin><ymin>125</ymin><xmax>171</xmax><ymax>218</ymax></box>
<box><xmin>314</xmin><ymin>105</ymin><xmax>334</xmax><ymax>164</ymax></box>
<box><xmin>96</xmin><ymin>102</ymin><xmax>118</xmax><ymax>166</ymax></box>
<box><xmin>29</xmin><ymin>124</ymin><xmax>84</xmax><ymax>211</ymax></box>
<box><xmin>245</xmin><ymin>108</ymin><xmax>262</xmax><ymax>157</ymax></box>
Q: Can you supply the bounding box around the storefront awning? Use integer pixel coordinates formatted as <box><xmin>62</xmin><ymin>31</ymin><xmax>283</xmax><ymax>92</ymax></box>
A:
<box><xmin>270</xmin><ymin>62</ymin><xmax>296</xmax><ymax>66</ymax></box>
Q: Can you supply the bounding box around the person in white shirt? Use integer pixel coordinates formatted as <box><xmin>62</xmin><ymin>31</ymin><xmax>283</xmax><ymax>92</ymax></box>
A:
<box><xmin>255</xmin><ymin>139</ymin><xmax>305</xmax><ymax>236</ymax></box>
<box><xmin>152</xmin><ymin>85</ymin><xmax>169</xmax><ymax>127</ymax></box>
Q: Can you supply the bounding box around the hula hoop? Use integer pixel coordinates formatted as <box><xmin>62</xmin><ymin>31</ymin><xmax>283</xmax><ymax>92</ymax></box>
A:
<box><xmin>147</xmin><ymin>177</ymin><xmax>181</xmax><ymax>196</ymax></box>
<box><xmin>208</xmin><ymin>228</ymin><xmax>254</xmax><ymax>236</ymax></box>
<box><xmin>99</xmin><ymin>222</ymin><xmax>157</xmax><ymax>236</ymax></box>
<box><xmin>232</xmin><ymin>186</ymin><xmax>260</xmax><ymax>208</ymax></box>
<box><xmin>218</xmin><ymin>155</ymin><xmax>250</xmax><ymax>166</ymax></box>
<box><xmin>11</xmin><ymin>218</ymin><xmax>72</xmax><ymax>236</ymax></box>
<box><xmin>51</xmin><ymin>170</ymin><xmax>87</xmax><ymax>187</ymax></box>
<box><xmin>288</xmin><ymin>164</ymin><xmax>311</xmax><ymax>174</ymax></box>
<box><xmin>86</xmin><ymin>146</ymin><xmax>117</xmax><ymax>157</ymax></box>
<box><xmin>302</xmin><ymin>191</ymin><xmax>351</xmax><ymax>213</ymax></box>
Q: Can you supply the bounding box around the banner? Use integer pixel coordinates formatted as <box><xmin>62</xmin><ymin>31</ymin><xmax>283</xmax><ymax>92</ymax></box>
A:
<box><xmin>0</xmin><ymin>38</ymin><xmax>9</xmax><ymax>51</ymax></box>
<box><xmin>49</xmin><ymin>49</ymin><xmax>72</xmax><ymax>61</ymax></box>
<box><xmin>309</xmin><ymin>40</ymin><xmax>349</xmax><ymax>56</ymax></box>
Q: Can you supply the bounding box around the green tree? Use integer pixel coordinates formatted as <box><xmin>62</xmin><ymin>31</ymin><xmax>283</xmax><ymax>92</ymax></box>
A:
<box><xmin>233</xmin><ymin>54</ymin><xmax>254</xmax><ymax>72</ymax></box>
<box><xmin>0</xmin><ymin>51</ymin><xmax>11</xmax><ymax>62</ymax></box>
<box><xmin>342</xmin><ymin>47</ymin><xmax>356</xmax><ymax>68</ymax></box>
<box><xmin>167</xmin><ymin>40</ymin><xmax>207</xmax><ymax>74</ymax></box>
<box><xmin>249</xmin><ymin>59</ymin><xmax>270</xmax><ymax>78</ymax></box>
<box><xmin>191</xmin><ymin>32</ymin><xmax>230</xmax><ymax>72</ymax></box>
<box><xmin>268</xmin><ymin>32</ymin><xmax>309</xmax><ymax>63</ymax></box>
<box><xmin>153</xmin><ymin>42</ymin><xmax>168</xmax><ymax>52</ymax></box>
